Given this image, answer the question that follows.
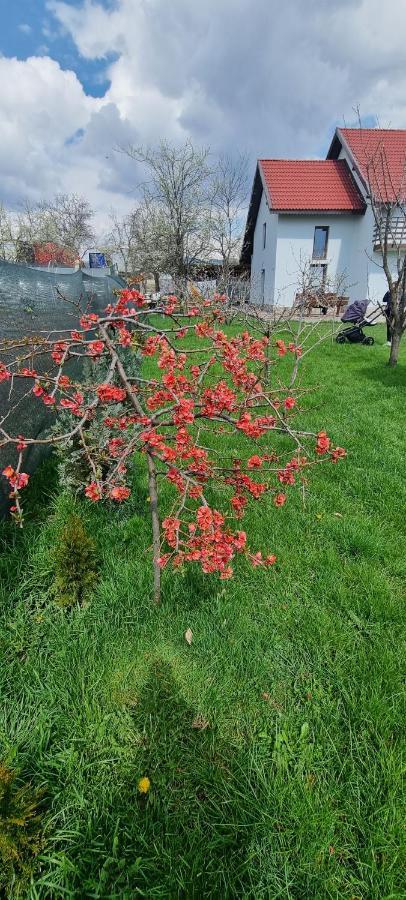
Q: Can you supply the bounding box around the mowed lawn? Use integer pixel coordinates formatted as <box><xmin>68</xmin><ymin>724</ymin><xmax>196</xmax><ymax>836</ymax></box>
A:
<box><xmin>0</xmin><ymin>325</ymin><xmax>405</xmax><ymax>899</ymax></box>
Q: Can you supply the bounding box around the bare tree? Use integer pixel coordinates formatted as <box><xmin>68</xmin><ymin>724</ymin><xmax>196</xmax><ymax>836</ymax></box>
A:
<box><xmin>210</xmin><ymin>152</ymin><xmax>249</xmax><ymax>287</ymax></box>
<box><xmin>365</xmin><ymin>148</ymin><xmax>406</xmax><ymax>366</ymax></box>
<box><xmin>17</xmin><ymin>193</ymin><xmax>95</xmax><ymax>260</ymax></box>
<box><xmin>105</xmin><ymin>205</ymin><xmax>168</xmax><ymax>290</ymax></box>
<box><xmin>0</xmin><ymin>204</ymin><xmax>15</xmax><ymax>260</ymax></box>
<box><xmin>120</xmin><ymin>140</ymin><xmax>212</xmax><ymax>291</ymax></box>
<box><xmin>104</xmin><ymin>211</ymin><xmax>138</xmax><ymax>280</ymax></box>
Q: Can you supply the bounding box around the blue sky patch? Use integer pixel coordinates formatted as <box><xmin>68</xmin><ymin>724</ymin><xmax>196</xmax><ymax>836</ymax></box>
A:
<box><xmin>0</xmin><ymin>0</ymin><xmax>117</xmax><ymax>97</ymax></box>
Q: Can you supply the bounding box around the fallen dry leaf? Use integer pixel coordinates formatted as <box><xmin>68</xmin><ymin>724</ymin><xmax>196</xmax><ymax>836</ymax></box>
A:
<box><xmin>333</xmin><ymin>512</ymin><xmax>343</xmax><ymax>518</ymax></box>
<box><xmin>184</xmin><ymin>628</ymin><xmax>193</xmax><ymax>645</ymax></box>
<box><xmin>192</xmin><ymin>714</ymin><xmax>209</xmax><ymax>730</ymax></box>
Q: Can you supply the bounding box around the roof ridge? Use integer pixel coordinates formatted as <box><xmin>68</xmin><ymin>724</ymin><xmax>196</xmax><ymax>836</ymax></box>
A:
<box><xmin>340</xmin><ymin>127</ymin><xmax>406</xmax><ymax>133</ymax></box>
<box><xmin>259</xmin><ymin>158</ymin><xmax>347</xmax><ymax>163</ymax></box>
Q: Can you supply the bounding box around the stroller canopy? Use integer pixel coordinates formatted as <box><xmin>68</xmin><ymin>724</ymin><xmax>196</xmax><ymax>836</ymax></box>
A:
<box><xmin>341</xmin><ymin>300</ymin><xmax>369</xmax><ymax>323</ymax></box>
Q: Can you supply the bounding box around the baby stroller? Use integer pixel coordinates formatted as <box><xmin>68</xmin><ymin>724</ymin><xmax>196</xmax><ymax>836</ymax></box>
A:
<box><xmin>335</xmin><ymin>300</ymin><xmax>380</xmax><ymax>346</ymax></box>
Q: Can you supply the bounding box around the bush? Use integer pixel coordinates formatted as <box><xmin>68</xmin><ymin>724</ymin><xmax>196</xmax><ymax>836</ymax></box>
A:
<box><xmin>53</xmin><ymin>514</ymin><xmax>98</xmax><ymax>607</ymax></box>
<box><xmin>0</xmin><ymin>763</ymin><xmax>44</xmax><ymax>896</ymax></box>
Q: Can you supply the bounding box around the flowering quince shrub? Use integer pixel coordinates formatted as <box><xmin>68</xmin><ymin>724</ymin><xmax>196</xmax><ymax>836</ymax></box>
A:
<box><xmin>0</xmin><ymin>288</ymin><xmax>345</xmax><ymax>603</ymax></box>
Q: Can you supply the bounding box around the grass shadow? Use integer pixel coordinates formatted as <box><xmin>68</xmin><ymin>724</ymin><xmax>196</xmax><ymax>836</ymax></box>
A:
<box><xmin>356</xmin><ymin>361</ymin><xmax>406</xmax><ymax>388</ymax></box>
<box><xmin>58</xmin><ymin>659</ymin><xmax>263</xmax><ymax>899</ymax></box>
<box><xmin>0</xmin><ymin>457</ymin><xmax>58</xmax><ymax>606</ymax></box>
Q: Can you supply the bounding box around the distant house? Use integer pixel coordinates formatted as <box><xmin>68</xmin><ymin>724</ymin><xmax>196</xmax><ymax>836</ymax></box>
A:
<box><xmin>241</xmin><ymin>128</ymin><xmax>406</xmax><ymax>307</ymax></box>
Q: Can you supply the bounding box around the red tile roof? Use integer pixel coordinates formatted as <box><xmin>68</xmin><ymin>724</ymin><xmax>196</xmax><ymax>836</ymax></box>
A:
<box><xmin>258</xmin><ymin>159</ymin><xmax>365</xmax><ymax>213</ymax></box>
<box><xmin>337</xmin><ymin>128</ymin><xmax>406</xmax><ymax>201</ymax></box>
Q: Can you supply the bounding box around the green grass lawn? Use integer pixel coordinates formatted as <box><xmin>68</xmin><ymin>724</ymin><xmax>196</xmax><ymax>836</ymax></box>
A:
<box><xmin>1</xmin><ymin>326</ymin><xmax>405</xmax><ymax>898</ymax></box>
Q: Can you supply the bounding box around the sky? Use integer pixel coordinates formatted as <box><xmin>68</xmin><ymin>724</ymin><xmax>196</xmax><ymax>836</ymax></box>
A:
<box><xmin>0</xmin><ymin>0</ymin><xmax>405</xmax><ymax>235</ymax></box>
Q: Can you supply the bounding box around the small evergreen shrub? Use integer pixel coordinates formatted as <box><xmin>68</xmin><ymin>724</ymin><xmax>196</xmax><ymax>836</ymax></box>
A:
<box><xmin>0</xmin><ymin>763</ymin><xmax>44</xmax><ymax>897</ymax></box>
<box><xmin>53</xmin><ymin>514</ymin><xmax>99</xmax><ymax>607</ymax></box>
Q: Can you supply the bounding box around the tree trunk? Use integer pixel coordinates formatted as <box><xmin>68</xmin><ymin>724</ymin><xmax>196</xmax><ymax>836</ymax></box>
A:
<box><xmin>154</xmin><ymin>271</ymin><xmax>160</xmax><ymax>292</ymax></box>
<box><xmin>388</xmin><ymin>329</ymin><xmax>402</xmax><ymax>367</ymax></box>
<box><xmin>99</xmin><ymin>323</ymin><xmax>161</xmax><ymax>603</ymax></box>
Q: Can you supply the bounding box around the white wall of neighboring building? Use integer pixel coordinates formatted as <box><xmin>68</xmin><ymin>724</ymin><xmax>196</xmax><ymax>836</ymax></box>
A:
<box><xmin>273</xmin><ymin>213</ymin><xmax>363</xmax><ymax>307</ymax></box>
<box><xmin>337</xmin><ymin>144</ymin><xmax>397</xmax><ymax>303</ymax></box>
<box><xmin>250</xmin><ymin>190</ymin><xmax>278</xmax><ymax>304</ymax></box>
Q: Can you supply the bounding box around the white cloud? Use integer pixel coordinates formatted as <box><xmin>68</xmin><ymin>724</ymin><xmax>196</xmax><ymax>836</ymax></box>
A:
<box><xmin>0</xmin><ymin>55</ymin><xmax>135</xmax><ymax>229</ymax></box>
<box><xmin>18</xmin><ymin>23</ymin><xmax>32</xmax><ymax>35</ymax></box>
<box><xmin>1</xmin><ymin>0</ymin><xmax>406</xmax><ymax>238</ymax></box>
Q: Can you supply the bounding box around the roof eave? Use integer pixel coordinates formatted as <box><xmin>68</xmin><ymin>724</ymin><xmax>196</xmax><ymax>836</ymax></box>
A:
<box><xmin>274</xmin><ymin>206</ymin><xmax>366</xmax><ymax>215</ymax></box>
<box><xmin>329</xmin><ymin>128</ymin><xmax>370</xmax><ymax>196</ymax></box>
<box><xmin>326</xmin><ymin>128</ymin><xmax>342</xmax><ymax>160</ymax></box>
<box><xmin>240</xmin><ymin>163</ymin><xmax>271</xmax><ymax>266</ymax></box>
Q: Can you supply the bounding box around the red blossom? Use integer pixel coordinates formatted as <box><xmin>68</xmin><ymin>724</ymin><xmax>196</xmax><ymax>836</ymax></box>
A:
<box><xmin>331</xmin><ymin>447</ymin><xmax>346</xmax><ymax>463</ymax></box>
<box><xmin>316</xmin><ymin>431</ymin><xmax>331</xmax><ymax>455</ymax></box>
<box><xmin>247</xmin><ymin>455</ymin><xmax>263</xmax><ymax>469</ymax></box>
<box><xmin>0</xmin><ymin>362</ymin><xmax>11</xmax><ymax>382</ymax></box>
<box><xmin>51</xmin><ymin>342</ymin><xmax>68</xmax><ymax>364</ymax></box>
<box><xmin>42</xmin><ymin>394</ymin><xmax>56</xmax><ymax>406</ymax></box>
<box><xmin>173</xmin><ymin>399</ymin><xmax>195</xmax><ymax>426</ymax></box>
<box><xmin>80</xmin><ymin>313</ymin><xmax>99</xmax><ymax>329</ymax></box>
<box><xmin>85</xmin><ymin>482</ymin><xmax>102</xmax><ymax>501</ymax></box>
<box><xmin>277</xmin><ymin>468</ymin><xmax>296</xmax><ymax>485</ymax></box>
<box><xmin>274</xmin><ymin>493</ymin><xmax>287</xmax><ymax>507</ymax></box>
<box><xmin>110</xmin><ymin>485</ymin><xmax>131</xmax><ymax>501</ymax></box>
<box><xmin>108</xmin><ymin>437</ymin><xmax>124</xmax><ymax>457</ymax></box>
<box><xmin>2</xmin><ymin>467</ymin><xmax>30</xmax><ymax>490</ymax></box>
<box><xmin>88</xmin><ymin>340</ymin><xmax>105</xmax><ymax>358</ymax></box>
<box><xmin>275</xmin><ymin>340</ymin><xmax>287</xmax><ymax>356</ymax></box>
<box><xmin>97</xmin><ymin>384</ymin><xmax>127</xmax><ymax>403</ymax></box>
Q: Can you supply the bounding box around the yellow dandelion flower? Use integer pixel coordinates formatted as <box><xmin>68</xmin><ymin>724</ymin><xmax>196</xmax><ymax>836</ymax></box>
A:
<box><xmin>137</xmin><ymin>776</ymin><xmax>151</xmax><ymax>794</ymax></box>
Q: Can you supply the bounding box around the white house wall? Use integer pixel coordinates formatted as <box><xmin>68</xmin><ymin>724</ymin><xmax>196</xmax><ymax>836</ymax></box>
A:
<box><xmin>337</xmin><ymin>145</ymin><xmax>397</xmax><ymax>303</ymax></box>
<box><xmin>273</xmin><ymin>213</ymin><xmax>363</xmax><ymax>307</ymax></box>
<box><xmin>250</xmin><ymin>190</ymin><xmax>278</xmax><ymax>304</ymax></box>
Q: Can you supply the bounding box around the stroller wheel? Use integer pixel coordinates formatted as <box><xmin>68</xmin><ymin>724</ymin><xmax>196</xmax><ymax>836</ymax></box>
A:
<box><xmin>363</xmin><ymin>336</ymin><xmax>374</xmax><ymax>346</ymax></box>
<box><xmin>336</xmin><ymin>333</ymin><xmax>346</xmax><ymax>344</ymax></box>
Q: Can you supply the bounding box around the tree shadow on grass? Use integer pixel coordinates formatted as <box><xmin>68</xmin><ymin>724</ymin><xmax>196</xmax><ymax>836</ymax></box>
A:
<box><xmin>126</xmin><ymin>659</ymin><xmax>262</xmax><ymax>898</ymax></box>
<box><xmin>168</xmin><ymin>565</ymin><xmax>225</xmax><ymax>607</ymax></box>
<box><xmin>356</xmin><ymin>361</ymin><xmax>406</xmax><ymax>389</ymax></box>
<box><xmin>71</xmin><ymin>659</ymin><xmax>263</xmax><ymax>899</ymax></box>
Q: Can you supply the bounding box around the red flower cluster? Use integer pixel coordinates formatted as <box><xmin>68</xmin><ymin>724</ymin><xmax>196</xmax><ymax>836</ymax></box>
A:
<box><xmin>331</xmin><ymin>447</ymin><xmax>346</xmax><ymax>463</ymax></box>
<box><xmin>80</xmin><ymin>313</ymin><xmax>99</xmax><ymax>329</ymax></box>
<box><xmin>173</xmin><ymin>399</ymin><xmax>195</xmax><ymax>426</ymax></box>
<box><xmin>237</xmin><ymin>413</ymin><xmax>275</xmax><ymax>438</ymax></box>
<box><xmin>85</xmin><ymin>482</ymin><xmax>102</xmax><ymax>501</ymax></box>
<box><xmin>316</xmin><ymin>431</ymin><xmax>331</xmax><ymax>455</ymax></box>
<box><xmin>0</xmin><ymin>362</ymin><xmax>11</xmax><ymax>383</ymax></box>
<box><xmin>51</xmin><ymin>342</ymin><xmax>68</xmax><ymax>364</ymax></box>
<box><xmin>110</xmin><ymin>485</ymin><xmax>131</xmax><ymax>501</ymax></box>
<box><xmin>97</xmin><ymin>384</ymin><xmax>127</xmax><ymax>403</ymax></box>
<box><xmin>201</xmin><ymin>381</ymin><xmax>236</xmax><ymax>417</ymax></box>
<box><xmin>2</xmin><ymin>466</ymin><xmax>30</xmax><ymax>491</ymax></box>
<box><xmin>88</xmin><ymin>340</ymin><xmax>104</xmax><ymax>358</ymax></box>
<box><xmin>85</xmin><ymin>481</ymin><xmax>131</xmax><ymax>502</ymax></box>
<box><xmin>162</xmin><ymin>295</ymin><xmax>178</xmax><ymax>315</ymax></box>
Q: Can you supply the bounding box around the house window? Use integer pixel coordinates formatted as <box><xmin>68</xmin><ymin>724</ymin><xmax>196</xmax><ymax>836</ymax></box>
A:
<box><xmin>310</xmin><ymin>263</ymin><xmax>327</xmax><ymax>291</ymax></box>
<box><xmin>263</xmin><ymin>222</ymin><xmax>267</xmax><ymax>249</ymax></box>
<box><xmin>261</xmin><ymin>268</ymin><xmax>265</xmax><ymax>302</ymax></box>
<box><xmin>312</xmin><ymin>226</ymin><xmax>329</xmax><ymax>260</ymax></box>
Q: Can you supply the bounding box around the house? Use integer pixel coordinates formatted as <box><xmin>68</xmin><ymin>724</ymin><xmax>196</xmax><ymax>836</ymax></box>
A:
<box><xmin>241</xmin><ymin>128</ymin><xmax>406</xmax><ymax>307</ymax></box>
